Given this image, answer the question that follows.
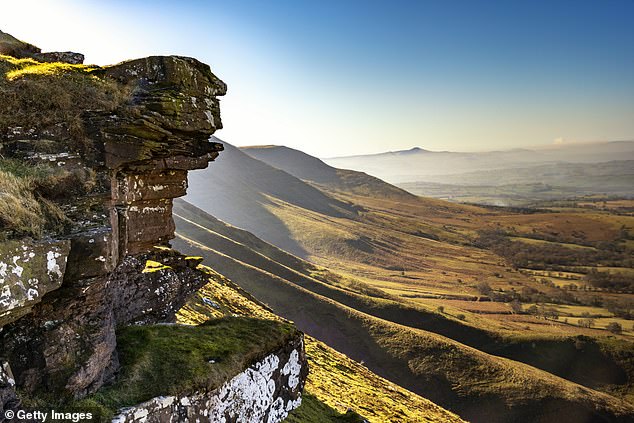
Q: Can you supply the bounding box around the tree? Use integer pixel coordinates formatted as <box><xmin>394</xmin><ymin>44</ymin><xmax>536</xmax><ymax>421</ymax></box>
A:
<box><xmin>476</xmin><ymin>282</ymin><xmax>493</xmax><ymax>296</ymax></box>
<box><xmin>578</xmin><ymin>318</ymin><xmax>595</xmax><ymax>328</ymax></box>
<box><xmin>606</xmin><ymin>322</ymin><xmax>622</xmax><ymax>334</ymax></box>
<box><xmin>437</xmin><ymin>305</ymin><xmax>445</xmax><ymax>314</ymax></box>
<box><xmin>543</xmin><ymin>307</ymin><xmax>560</xmax><ymax>320</ymax></box>
<box><xmin>510</xmin><ymin>300</ymin><xmax>522</xmax><ymax>314</ymax></box>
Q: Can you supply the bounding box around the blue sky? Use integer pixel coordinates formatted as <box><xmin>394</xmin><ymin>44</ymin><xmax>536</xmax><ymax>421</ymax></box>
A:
<box><xmin>2</xmin><ymin>0</ymin><xmax>633</xmax><ymax>157</ymax></box>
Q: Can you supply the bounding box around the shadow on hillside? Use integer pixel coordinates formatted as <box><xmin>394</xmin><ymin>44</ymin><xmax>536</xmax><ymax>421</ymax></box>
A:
<box><xmin>183</xmin><ymin>141</ymin><xmax>359</xmax><ymax>258</ymax></box>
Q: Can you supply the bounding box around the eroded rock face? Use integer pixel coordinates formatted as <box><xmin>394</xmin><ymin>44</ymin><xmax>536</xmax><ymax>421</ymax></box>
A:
<box><xmin>34</xmin><ymin>51</ymin><xmax>84</xmax><ymax>65</ymax></box>
<box><xmin>0</xmin><ymin>361</ymin><xmax>19</xmax><ymax>418</ymax></box>
<box><xmin>0</xmin><ymin>34</ymin><xmax>307</xmax><ymax>420</ymax></box>
<box><xmin>112</xmin><ymin>336</ymin><xmax>308</xmax><ymax>423</ymax></box>
<box><xmin>95</xmin><ymin>55</ymin><xmax>226</xmax><ymax>257</ymax></box>
<box><xmin>0</xmin><ymin>42</ymin><xmax>227</xmax><ymax>401</ymax></box>
<box><xmin>0</xmin><ymin>248</ymin><xmax>206</xmax><ymax>397</ymax></box>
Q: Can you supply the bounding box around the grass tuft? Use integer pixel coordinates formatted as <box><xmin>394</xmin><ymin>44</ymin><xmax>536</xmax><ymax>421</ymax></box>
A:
<box><xmin>0</xmin><ymin>159</ymin><xmax>80</xmax><ymax>238</ymax></box>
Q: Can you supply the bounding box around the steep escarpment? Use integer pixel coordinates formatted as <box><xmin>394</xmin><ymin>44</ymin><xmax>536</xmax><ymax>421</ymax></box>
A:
<box><xmin>0</xmin><ymin>33</ymin><xmax>307</xmax><ymax>421</ymax></box>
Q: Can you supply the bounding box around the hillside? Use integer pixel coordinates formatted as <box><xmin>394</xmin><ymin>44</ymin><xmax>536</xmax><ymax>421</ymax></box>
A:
<box><xmin>324</xmin><ymin>141</ymin><xmax>634</xmax><ymax>182</ymax></box>
<box><xmin>241</xmin><ymin>145</ymin><xmax>415</xmax><ymax>200</ymax></box>
<box><xmin>173</xmin><ymin>199</ymin><xmax>634</xmax><ymax>422</ymax></box>
<box><xmin>322</xmin><ymin>142</ymin><xmax>634</xmax><ymax>206</ymax></box>
<box><xmin>186</xmin><ymin>140</ymin><xmax>357</xmax><ymax>257</ymax></box>
<box><xmin>176</xmin><ymin>265</ymin><xmax>465</xmax><ymax>423</ymax></box>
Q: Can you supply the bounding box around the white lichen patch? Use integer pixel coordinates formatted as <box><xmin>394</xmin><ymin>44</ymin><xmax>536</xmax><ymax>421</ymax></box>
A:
<box><xmin>282</xmin><ymin>349</ymin><xmax>302</xmax><ymax>390</ymax></box>
<box><xmin>47</xmin><ymin>251</ymin><xmax>63</xmax><ymax>278</ymax></box>
<box><xmin>26</xmin><ymin>287</ymin><xmax>39</xmax><ymax>301</ymax></box>
<box><xmin>0</xmin><ymin>361</ymin><xmax>15</xmax><ymax>387</ymax></box>
<box><xmin>112</xmin><ymin>347</ymin><xmax>304</xmax><ymax>423</ymax></box>
<box><xmin>0</xmin><ymin>241</ymin><xmax>69</xmax><ymax>323</ymax></box>
<box><xmin>11</xmin><ymin>256</ymin><xmax>23</xmax><ymax>277</ymax></box>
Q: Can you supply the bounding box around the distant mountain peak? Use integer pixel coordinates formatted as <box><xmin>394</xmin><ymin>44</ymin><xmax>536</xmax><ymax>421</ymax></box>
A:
<box><xmin>403</xmin><ymin>146</ymin><xmax>428</xmax><ymax>153</ymax></box>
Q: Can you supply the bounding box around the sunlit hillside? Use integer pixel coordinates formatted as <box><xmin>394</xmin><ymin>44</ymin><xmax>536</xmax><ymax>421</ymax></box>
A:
<box><xmin>173</xmin><ymin>197</ymin><xmax>634</xmax><ymax>422</ymax></box>
<box><xmin>176</xmin><ymin>266</ymin><xmax>465</xmax><ymax>423</ymax></box>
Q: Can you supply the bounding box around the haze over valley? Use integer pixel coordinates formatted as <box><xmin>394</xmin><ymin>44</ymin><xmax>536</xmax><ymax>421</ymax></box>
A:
<box><xmin>324</xmin><ymin>141</ymin><xmax>634</xmax><ymax>206</ymax></box>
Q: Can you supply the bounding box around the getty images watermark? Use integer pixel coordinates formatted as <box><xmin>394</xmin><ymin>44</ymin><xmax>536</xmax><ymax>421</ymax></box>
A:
<box><xmin>3</xmin><ymin>408</ymin><xmax>99</xmax><ymax>422</ymax></box>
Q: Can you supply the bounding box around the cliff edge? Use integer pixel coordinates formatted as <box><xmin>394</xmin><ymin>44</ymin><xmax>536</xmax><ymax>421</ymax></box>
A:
<box><xmin>0</xmin><ymin>32</ymin><xmax>307</xmax><ymax>422</ymax></box>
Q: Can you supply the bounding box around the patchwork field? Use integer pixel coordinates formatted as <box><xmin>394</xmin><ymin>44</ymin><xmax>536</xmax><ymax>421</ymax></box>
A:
<box><xmin>180</xmin><ymin>143</ymin><xmax>634</xmax><ymax>420</ymax></box>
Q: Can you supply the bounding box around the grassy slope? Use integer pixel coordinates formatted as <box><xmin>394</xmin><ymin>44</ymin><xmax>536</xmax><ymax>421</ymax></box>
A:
<box><xmin>257</xmin><ymin>193</ymin><xmax>634</xmax><ymax>400</ymax></box>
<box><xmin>93</xmin><ymin>318</ymin><xmax>296</xmax><ymax>416</ymax></box>
<box><xmin>185</xmin><ymin>141</ymin><xmax>358</xmax><ymax>257</ymax></box>
<box><xmin>241</xmin><ymin>145</ymin><xmax>415</xmax><ymax>200</ymax></box>
<box><xmin>172</xmin><ymin>201</ymin><xmax>634</xmax><ymax>422</ymax></box>
<box><xmin>177</xmin><ymin>267</ymin><xmax>464</xmax><ymax>423</ymax></box>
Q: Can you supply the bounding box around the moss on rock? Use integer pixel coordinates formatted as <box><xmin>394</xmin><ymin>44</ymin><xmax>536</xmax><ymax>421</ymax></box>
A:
<box><xmin>37</xmin><ymin>317</ymin><xmax>300</xmax><ymax>419</ymax></box>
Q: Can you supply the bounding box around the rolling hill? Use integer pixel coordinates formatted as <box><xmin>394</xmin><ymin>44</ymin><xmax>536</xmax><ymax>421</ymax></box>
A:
<box><xmin>182</xmin><ymin>140</ymin><xmax>634</xmax><ymax>421</ymax></box>
<box><xmin>240</xmin><ymin>145</ymin><xmax>415</xmax><ymax>200</ymax></box>
<box><xmin>186</xmin><ymin>139</ymin><xmax>357</xmax><ymax>256</ymax></box>
<box><xmin>172</xmin><ymin>199</ymin><xmax>634</xmax><ymax>422</ymax></box>
<box><xmin>321</xmin><ymin>141</ymin><xmax>634</xmax><ymax>205</ymax></box>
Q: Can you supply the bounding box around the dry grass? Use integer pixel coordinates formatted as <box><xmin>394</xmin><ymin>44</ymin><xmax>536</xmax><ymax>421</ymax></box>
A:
<box><xmin>0</xmin><ymin>159</ymin><xmax>87</xmax><ymax>238</ymax></box>
<box><xmin>0</xmin><ymin>170</ymin><xmax>46</xmax><ymax>236</ymax></box>
<box><xmin>0</xmin><ymin>54</ymin><xmax>128</xmax><ymax>142</ymax></box>
<box><xmin>0</xmin><ymin>167</ymin><xmax>70</xmax><ymax>238</ymax></box>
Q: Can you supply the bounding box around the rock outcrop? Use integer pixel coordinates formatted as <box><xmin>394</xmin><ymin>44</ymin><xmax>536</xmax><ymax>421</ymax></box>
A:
<box><xmin>0</xmin><ymin>30</ymin><xmax>84</xmax><ymax>64</ymax></box>
<box><xmin>112</xmin><ymin>336</ymin><xmax>306</xmax><ymax>423</ymax></box>
<box><xmin>0</xmin><ymin>33</ymin><xmax>306</xmax><ymax>421</ymax></box>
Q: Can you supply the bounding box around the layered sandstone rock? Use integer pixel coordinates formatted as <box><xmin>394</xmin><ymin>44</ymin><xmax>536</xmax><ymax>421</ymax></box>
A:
<box><xmin>0</xmin><ymin>239</ymin><xmax>70</xmax><ymax>326</ymax></box>
<box><xmin>0</xmin><ymin>33</ymin><xmax>306</xmax><ymax>421</ymax></box>
<box><xmin>0</xmin><ymin>50</ymin><xmax>226</xmax><ymax>396</ymax></box>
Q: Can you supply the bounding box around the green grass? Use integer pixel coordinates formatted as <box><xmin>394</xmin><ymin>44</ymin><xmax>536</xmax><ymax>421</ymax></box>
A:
<box><xmin>178</xmin><ymin>270</ymin><xmax>465</xmax><ymax>423</ymax></box>
<box><xmin>285</xmin><ymin>394</ymin><xmax>367</xmax><ymax>423</ymax></box>
<box><xmin>70</xmin><ymin>318</ymin><xmax>296</xmax><ymax>419</ymax></box>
